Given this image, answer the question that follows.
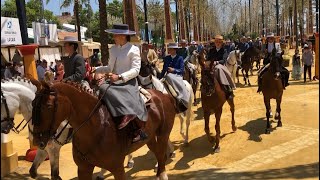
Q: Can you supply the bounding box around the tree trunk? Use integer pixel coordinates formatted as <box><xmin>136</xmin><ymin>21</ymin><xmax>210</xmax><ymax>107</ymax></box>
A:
<box><xmin>74</xmin><ymin>0</ymin><xmax>81</xmax><ymax>41</ymax></box>
<box><xmin>308</xmin><ymin>0</ymin><xmax>313</xmax><ymax>34</ymax></box>
<box><xmin>99</xmin><ymin>0</ymin><xmax>109</xmax><ymax>65</ymax></box>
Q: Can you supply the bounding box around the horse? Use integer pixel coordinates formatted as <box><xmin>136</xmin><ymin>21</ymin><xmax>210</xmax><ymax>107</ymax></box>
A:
<box><xmin>0</xmin><ymin>77</ymin><xmax>111</xmax><ymax>180</ymax></box>
<box><xmin>260</xmin><ymin>50</ymin><xmax>284</xmax><ymax>134</ymax></box>
<box><xmin>183</xmin><ymin>56</ymin><xmax>199</xmax><ymax>106</ymax></box>
<box><xmin>236</xmin><ymin>46</ymin><xmax>263</xmax><ymax>86</ymax></box>
<box><xmin>197</xmin><ymin>50</ymin><xmax>237</xmax><ymax>153</ymax></box>
<box><xmin>139</xmin><ymin>60</ymin><xmax>194</xmax><ymax>144</ymax></box>
<box><xmin>31</xmin><ymin>80</ymin><xmax>177</xmax><ymax>179</ymax></box>
<box><xmin>225</xmin><ymin>50</ymin><xmax>240</xmax><ymax>84</ymax></box>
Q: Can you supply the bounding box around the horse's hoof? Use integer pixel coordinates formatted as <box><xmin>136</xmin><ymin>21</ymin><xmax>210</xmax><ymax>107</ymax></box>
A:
<box><xmin>274</xmin><ymin>113</ymin><xmax>280</xmax><ymax>120</ymax></box>
<box><xmin>232</xmin><ymin>126</ymin><xmax>237</xmax><ymax>132</ymax></box>
<box><xmin>213</xmin><ymin>146</ymin><xmax>220</xmax><ymax>153</ymax></box>
<box><xmin>29</xmin><ymin>167</ymin><xmax>37</xmax><ymax>179</ymax></box>
<box><xmin>169</xmin><ymin>152</ymin><xmax>176</xmax><ymax>158</ymax></box>
<box><xmin>96</xmin><ymin>175</ymin><xmax>105</xmax><ymax>180</ymax></box>
<box><xmin>52</xmin><ymin>176</ymin><xmax>62</xmax><ymax>180</ymax></box>
<box><xmin>265</xmin><ymin>129</ymin><xmax>271</xmax><ymax>134</ymax></box>
<box><xmin>277</xmin><ymin>122</ymin><xmax>282</xmax><ymax>127</ymax></box>
<box><xmin>248</xmin><ymin>83</ymin><xmax>251</xmax><ymax>86</ymax></box>
<box><xmin>126</xmin><ymin>161</ymin><xmax>134</xmax><ymax>168</ymax></box>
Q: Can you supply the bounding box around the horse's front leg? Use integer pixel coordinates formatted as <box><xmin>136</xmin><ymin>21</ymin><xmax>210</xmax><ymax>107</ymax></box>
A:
<box><xmin>227</xmin><ymin>98</ymin><xmax>237</xmax><ymax>132</ymax></box>
<box><xmin>247</xmin><ymin>71</ymin><xmax>251</xmax><ymax>86</ymax></box>
<box><xmin>78</xmin><ymin>165</ymin><xmax>94</xmax><ymax>180</ymax></box>
<box><xmin>264</xmin><ymin>97</ymin><xmax>272</xmax><ymax>134</ymax></box>
<box><xmin>29</xmin><ymin>148</ymin><xmax>49</xmax><ymax>179</ymax></box>
<box><xmin>242</xmin><ymin>69</ymin><xmax>247</xmax><ymax>85</ymax></box>
<box><xmin>213</xmin><ymin>107</ymin><xmax>222</xmax><ymax>153</ymax></box>
<box><xmin>236</xmin><ymin>68</ymin><xmax>240</xmax><ymax>84</ymax></box>
<box><xmin>275</xmin><ymin>97</ymin><xmax>282</xmax><ymax>127</ymax></box>
<box><xmin>47</xmin><ymin>142</ymin><xmax>63</xmax><ymax>180</ymax></box>
<box><xmin>96</xmin><ymin>168</ymin><xmax>108</xmax><ymax>180</ymax></box>
<box><xmin>204</xmin><ymin>110</ymin><xmax>214</xmax><ymax>143</ymax></box>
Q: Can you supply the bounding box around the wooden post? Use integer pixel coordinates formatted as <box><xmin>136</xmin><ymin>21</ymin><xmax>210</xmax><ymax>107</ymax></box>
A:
<box><xmin>1</xmin><ymin>134</ymin><xmax>18</xmax><ymax>177</ymax></box>
<box><xmin>179</xmin><ymin>0</ymin><xmax>186</xmax><ymax>40</ymax></box>
<box><xmin>123</xmin><ymin>0</ymin><xmax>140</xmax><ymax>43</ymax></box>
<box><xmin>314</xmin><ymin>33</ymin><xmax>319</xmax><ymax>80</ymax></box>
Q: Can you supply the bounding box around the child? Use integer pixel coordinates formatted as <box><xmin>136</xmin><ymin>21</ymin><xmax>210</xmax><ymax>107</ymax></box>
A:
<box><xmin>291</xmin><ymin>49</ymin><xmax>301</xmax><ymax>80</ymax></box>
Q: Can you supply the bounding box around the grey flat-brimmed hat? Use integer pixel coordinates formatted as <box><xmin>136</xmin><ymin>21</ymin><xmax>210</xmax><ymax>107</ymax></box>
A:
<box><xmin>105</xmin><ymin>24</ymin><xmax>136</xmax><ymax>35</ymax></box>
<box><xmin>58</xmin><ymin>36</ymin><xmax>83</xmax><ymax>45</ymax></box>
<box><xmin>167</xmin><ymin>42</ymin><xmax>180</xmax><ymax>49</ymax></box>
<box><xmin>267</xmin><ymin>33</ymin><xmax>275</xmax><ymax>38</ymax></box>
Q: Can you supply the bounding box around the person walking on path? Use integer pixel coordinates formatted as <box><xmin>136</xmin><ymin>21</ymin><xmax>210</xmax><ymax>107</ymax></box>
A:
<box><xmin>302</xmin><ymin>44</ymin><xmax>314</xmax><ymax>83</ymax></box>
<box><xmin>291</xmin><ymin>49</ymin><xmax>302</xmax><ymax>80</ymax></box>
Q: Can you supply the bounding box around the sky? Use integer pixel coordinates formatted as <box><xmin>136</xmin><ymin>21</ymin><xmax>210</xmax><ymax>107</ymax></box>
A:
<box><xmin>1</xmin><ymin>0</ymin><xmax>176</xmax><ymax>16</ymax></box>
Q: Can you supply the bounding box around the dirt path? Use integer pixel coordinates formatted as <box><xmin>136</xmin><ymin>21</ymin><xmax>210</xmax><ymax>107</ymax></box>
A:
<box><xmin>3</xmin><ymin>49</ymin><xmax>319</xmax><ymax>180</ymax></box>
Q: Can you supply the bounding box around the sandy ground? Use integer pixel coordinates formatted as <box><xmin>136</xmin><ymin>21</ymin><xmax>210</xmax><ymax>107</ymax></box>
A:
<box><xmin>2</xmin><ymin>49</ymin><xmax>319</xmax><ymax>180</ymax></box>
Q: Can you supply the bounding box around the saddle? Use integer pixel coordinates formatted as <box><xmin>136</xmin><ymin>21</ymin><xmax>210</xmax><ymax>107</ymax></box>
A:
<box><xmin>138</xmin><ymin>86</ymin><xmax>152</xmax><ymax>104</ymax></box>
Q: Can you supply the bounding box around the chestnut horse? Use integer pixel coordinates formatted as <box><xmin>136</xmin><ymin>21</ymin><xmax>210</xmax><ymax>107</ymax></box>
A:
<box><xmin>197</xmin><ymin>50</ymin><xmax>237</xmax><ymax>153</ymax></box>
<box><xmin>31</xmin><ymin>80</ymin><xmax>177</xmax><ymax>180</ymax></box>
<box><xmin>236</xmin><ymin>46</ymin><xmax>262</xmax><ymax>86</ymax></box>
<box><xmin>261</xmin><ymin>50</ymin><xmax>284</xmax><ymax>134</ymax></box>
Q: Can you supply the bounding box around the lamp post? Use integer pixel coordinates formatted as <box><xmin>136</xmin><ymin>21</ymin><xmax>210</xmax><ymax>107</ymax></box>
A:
<box><xmin>143</xmin><ymin>0</ymin><xmax>149</xmax><ymax>43</ymax></box>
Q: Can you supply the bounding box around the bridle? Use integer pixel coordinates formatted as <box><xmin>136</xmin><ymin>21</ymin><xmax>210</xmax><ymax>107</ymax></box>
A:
<box><xmin>1</xmin><ymin>90</ymin><xmax>32</xmax><ymax>134</ymax></box>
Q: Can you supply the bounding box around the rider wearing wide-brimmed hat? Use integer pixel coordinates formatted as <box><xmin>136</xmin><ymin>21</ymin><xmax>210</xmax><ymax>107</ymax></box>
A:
<box><xmin>59</xmin><ymin>36</ymin><xmax>86</xmax><ymax>83</ymax></box>
<box><xmin>159</xmin><ymin>42</ymin><xmax>190</xmax><ymax>112</ymax></box>
<box><xmin>93</xmin><ymin>24</ymin><xmax>148</xmax><ymax>143</ymax></box>
<box><xmin>205</xmin><ymin>35</ymin><xmax>236</xmax><ymax>99</ymax></box>
<box><xmin>177</xmin><ymin>39</ymin><xmax>189</xmax><ymax>61</ymax></box>
<box><xmin>141</xmin><ymin>42</ymin><xmax>160</xmax><ymax>76</ymax></box>
<box><xmin>237</xmin><ymin>36</ymin><xmax>249</xmax><ymax>53</ymax></box>
<box><xmin>257</xmin><ymin>32</ymin><xmax>290</xmax><ymax>93</ymax></box>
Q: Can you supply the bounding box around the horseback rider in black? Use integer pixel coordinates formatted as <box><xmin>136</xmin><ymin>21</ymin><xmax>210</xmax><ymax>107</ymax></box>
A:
<box><xmin>257</xmin><ymin>33</ymin><xmax>290</xmax><ymax>93</ymax></box>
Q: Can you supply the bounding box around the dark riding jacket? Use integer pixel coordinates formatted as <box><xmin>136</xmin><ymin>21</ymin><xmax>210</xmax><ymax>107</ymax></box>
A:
<box><xmin>160</xmin><ymin>55</ymin><xmax>184</xmax><ymax>79</ymax></box>
<box><xmin>63</xmin><ymin>52</ymin><xmax>86</xmax><ymax>82</ymax></box>
<box><xmin>207</xmin><ymin>47</ymin><xmax>227</xmax><ymax>65</ymax></box>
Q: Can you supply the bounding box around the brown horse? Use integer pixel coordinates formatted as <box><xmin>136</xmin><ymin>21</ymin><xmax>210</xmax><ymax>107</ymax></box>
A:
<box><xmin>236</xmin><ymin>46</ymin><xmax>263</xmax><ymax>86</ymax></box>
<box><xmin>31</xmin><ymin>80</ymin><xmax>177</xmax><ymax>180</ymax></box>
<box><xmin>261</xmin><ymin>50</ymin><xmax>284</xmax><ymax>134</ymax></box>
<box><xmin>197</xmin><ymin>50</ymin><xmax>237</xmax><ymax>153</ymax></box>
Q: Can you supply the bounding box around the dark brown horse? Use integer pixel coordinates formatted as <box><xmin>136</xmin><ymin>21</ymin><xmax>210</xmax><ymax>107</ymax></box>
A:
<box><xmin>261</xmin><ymin>50</ymin><xmax>284</xmax><ymax>134</ymax></box>
<box><xmin>31</xmin><ymin>80</ymin><xmax>177</xmax><ymax>179</ymax></box>
<box><xmin>236</xmin><ymin>46</ymin><xmax>263</xmax><ymax>86</ymax></box>
<box><xmin>197</xmin><ymin>50</ymin><xmax>237</xmax><ymax>153</ymax></box>
<box><xmin>183</xmin><ymin>62</ymin><xmax>199</xmax><ymax>106</ymax></box>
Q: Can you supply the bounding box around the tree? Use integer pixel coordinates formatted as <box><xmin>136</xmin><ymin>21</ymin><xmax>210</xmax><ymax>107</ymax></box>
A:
<box><xmin>1</xmin><ymin>0</ymin><xmax>62</xmax><ymax>28</ymax></box>
<box><xmin>99</xmin><ymin>0</ymin><xmax>109</xmax><ymax>65</ymax></box>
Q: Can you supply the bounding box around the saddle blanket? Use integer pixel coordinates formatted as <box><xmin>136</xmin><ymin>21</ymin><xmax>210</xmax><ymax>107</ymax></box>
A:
<box><xmin>139</xmin><ymin>86</ymin><xmax>152</xmax><ymax>104</ymax></box>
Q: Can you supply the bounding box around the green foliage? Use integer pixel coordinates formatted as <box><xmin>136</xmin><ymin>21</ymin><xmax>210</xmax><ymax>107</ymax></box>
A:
<box><xmin>107</xmin><ymin>0</ymin><xmax>123</xmax><ymax>19</ymax></box>
<box><xmin>1</xmin><ymin>0</ymin><xmax>61</xmax><ymax>28</ymax></box>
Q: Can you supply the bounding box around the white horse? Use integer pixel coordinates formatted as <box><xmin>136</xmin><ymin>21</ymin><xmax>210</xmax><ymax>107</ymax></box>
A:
<box><xmin>225</xmin><ymin>50</ymin><xmax>241</xmax><ymax>84</ymax></box>
<box><xmin>0</xmin><ymin>77</ymin><xmax>109</xmax><ymax>180</ymax></box>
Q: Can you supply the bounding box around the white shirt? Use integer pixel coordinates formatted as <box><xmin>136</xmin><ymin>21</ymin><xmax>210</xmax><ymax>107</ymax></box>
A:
<box><xmin>95</xmin><ymin>42</ymin><xmax>141</xmax><ymax>84</ymax></box>
<box><xmin>267</xmin><ymin>43</ymin><xmax>274</xmax><ymax>53</ymax></box>
<box><xmin>267</xmin><ymin>42</ymin><xmax>281</xmax><ymax>53</ymax></box>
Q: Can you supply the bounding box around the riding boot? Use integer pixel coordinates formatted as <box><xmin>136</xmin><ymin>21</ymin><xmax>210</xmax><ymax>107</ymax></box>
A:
<box><xmin>224</xmin><ymin>85</ymin><xmax>234</xmax><ymax>99</ymax></box>
<box><xmin>132</xmin><ymin>119</ymin><xmax>148</xmax><ymax>143</ymax></box>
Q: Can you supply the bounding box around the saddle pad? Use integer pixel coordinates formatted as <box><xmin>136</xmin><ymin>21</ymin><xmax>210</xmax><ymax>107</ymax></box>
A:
<box><xmin>139</xmin><ymin>86</ymin><xmax>152</xmax><ymax>104</ymax></box>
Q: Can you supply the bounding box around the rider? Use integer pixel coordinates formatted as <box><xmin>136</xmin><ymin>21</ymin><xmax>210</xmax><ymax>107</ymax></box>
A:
<box><xmin>141</xmin><ymin>42</ymin><xmax>160</xmax><ymax>76</ymax></box>
<box><xmin>93</xmin><ymin>24</ymin><xmax>148</xmax><ymax>143</ymax></box>
<box><xmin>224</xmin><ymin>39</ymin><xmax>235</xmax><ymax>56</ymax></box>
<box><xmin>237</xmin><ymin>36</ymin><xmax>249</xmax><ymax>53</ymax></box>
<box><xmin>247</xmin><ymin>36</ymin><xmax>254</xmax><ymax>48</ymax></box>
<box><xmin>205</xmin><ymin>35</ymin><xmax>236</xmax><ymax>99</ymax></box>
<box><xmin>159</xmin><ymin>42</ymin><xmax>190</xmax><ymax>112</ymax></box>
<box><xmin>188</xmin><ymin>41</ymin><xmax>198</xmax><ymax>56</ymax></box>
<box><xmin>257</xmin><ymin>33</ymin><xmax>290</xmax><ymax>93</ymax></box>
<box><xmin>60</xmin><ymin>36</ymin><xmax>86</xmax><ymax>83</ymax></box>
<box><xmin>177</xmin><ymin>39</ymin><xmax>189</xmax><ymax>62</ymax></box>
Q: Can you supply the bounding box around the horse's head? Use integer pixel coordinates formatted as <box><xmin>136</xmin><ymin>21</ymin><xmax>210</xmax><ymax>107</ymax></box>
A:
<box><xmin>269</xmin><ymin>49</ymin><xmax>284</xmax><ymax>80</ymax></box>
<box><xmin>32</xmin><ymin>81</ymin><xmax>72</xmax><ymax>149</ymax></box>
<box><xmin>139</xmin><ymin>60</ymin><xmax>154</xmax><ymax>77</ymax></box>
<box><xmin>1</xmin><ymin>91</ymin><xmax>18</xmax><ymax>134</ymax></box>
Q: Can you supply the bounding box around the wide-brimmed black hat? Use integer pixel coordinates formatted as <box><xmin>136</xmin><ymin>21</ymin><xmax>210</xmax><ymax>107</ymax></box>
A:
<box><xmin>58</xmin><ymin>36</ymin><xmax>83</xmax><ymax>46</ymax></box>
<box><xmin>105</xmin><ymin>24</ymin><xmax>136</xmax><ymax>35</ymax></box>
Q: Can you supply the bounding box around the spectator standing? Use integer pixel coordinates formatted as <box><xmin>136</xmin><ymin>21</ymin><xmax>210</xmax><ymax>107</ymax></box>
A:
<box><xmin>302</xmin><ymin>44</ymin><xmax>314</xmax><ymax>83</ymax></box>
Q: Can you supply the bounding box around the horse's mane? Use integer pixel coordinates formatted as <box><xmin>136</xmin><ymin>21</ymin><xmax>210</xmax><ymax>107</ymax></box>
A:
<box><xmin>53</xmin><ymin>80</ymin><xmax>98</xmax><ymax>99</ymax></box>
<box><xmin>1</xmin><ymin>76</ymin><xmax>37</xmax><ymax>93</ymax></box>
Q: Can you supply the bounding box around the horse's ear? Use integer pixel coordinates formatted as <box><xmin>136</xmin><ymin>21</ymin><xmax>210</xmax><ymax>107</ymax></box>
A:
<box><xmin>29</xmin><ymin>78</ymin><xmax>42</xmax><ymax>91</ymax></box>
<box><xmin>40</xmin><ymin>81</ymin><xmax>50</xmax><ymax>90</ymax></box>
